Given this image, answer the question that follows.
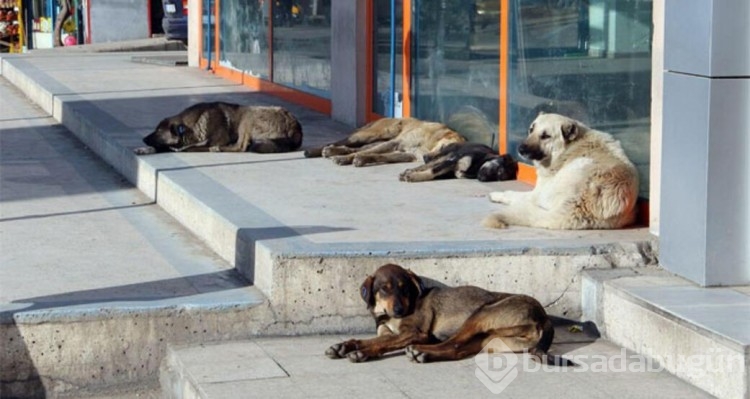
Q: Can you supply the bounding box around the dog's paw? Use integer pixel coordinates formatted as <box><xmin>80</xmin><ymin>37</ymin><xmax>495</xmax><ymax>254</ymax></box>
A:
<box><xmin>321</xmin><ymin>145</ymin><xmax>341</xmax><ymax>158</ymax></box>
<box><xmin>488</xmin><ymin>191</ymin><xmax>511</xmax><ymax>204</ymax></box>
<box><xmin>399</xmin><ymin>170</ymin><xmax>413</xmax><ymax>182</ymax></box>
<box><xmin>352</xmin><ymin>156</ymin><xmax>368</xmax><ymax>167</ymax></box>
<box><xmin>325</xmin><ymin>343</ymin><xmax>347</xmax><ymax>359</ymax></box>
<box><xmin>209</xmin><ymin>145</ymin><xmax>222</xmax><ymax>152</ymax></box>
<box><xmin>347</xmin><ymin>350</ymin><xmax>369</xmax><ymax>363</ymax></box>
<box><xmin>133</xmin><ymin>146</ymin><xmax>156</xmax><ymax>155</ymax></box>
<box><xmin>331</xmin><ymin>155</ymin><xmax>352</xmax><ymax>166</ymax></box>
<box><xmin>405</xmin><ymin>345</ymin><xmax>429</xmax><ymax>363</ymax></box>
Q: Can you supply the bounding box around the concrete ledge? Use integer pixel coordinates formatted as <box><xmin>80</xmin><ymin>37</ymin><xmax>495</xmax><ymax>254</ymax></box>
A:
<box><xmin>582</xmin><ymin>269</ymin><xmax>750</xmax><ymax>399</ymax></box>
<box><xmin>1</xmin><ymin>283</ymin><xmax>270</xmax><ymax>397</ymax></box>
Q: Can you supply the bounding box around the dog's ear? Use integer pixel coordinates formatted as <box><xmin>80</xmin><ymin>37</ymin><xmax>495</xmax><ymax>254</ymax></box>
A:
<box><xmin>406</xmin><ymin>269</ymin><xmax>425</xmax><ymax>298</ymax></box>
<box><xmin>561</xmin><ymin>122</ymin><xmax>578</xmax><ymax>142</ymax></box>
<box><xmin>360</xmin><ymin>276</ymin><xmax>375</xmax><ymax>306</ymax></box>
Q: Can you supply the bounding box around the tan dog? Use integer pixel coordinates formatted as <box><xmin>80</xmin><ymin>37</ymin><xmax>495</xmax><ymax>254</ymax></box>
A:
<box><xmin>484</xmin><ymin>113</ymin><xmax>638</xmax><ymax>229</ymax></box>
<box><xmin>304</xmin><ymin>118</ymin><xmax>466</xmax><ymax>167</ymax></box>
<box><xmin>326</xmin><ymin>264</ymin><xmax>572</xmax><ymax>365</ymax></box>
<box><xmin>134</xmin><ymin>102</ymin><xmax>302</xmax><ymax>154</ymax></box>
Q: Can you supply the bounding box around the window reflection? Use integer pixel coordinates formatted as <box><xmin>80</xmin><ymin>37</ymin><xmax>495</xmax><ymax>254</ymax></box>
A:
<box><xmin>411</xmin><ymin>0</ymin><xmax>501</xmax><ymax>149</ymax></box>
<box><xmin>202</xmin><ymin>0</ymin><xmax>215</xmax><ymax>60</ymax></box>
<box><xmin>219</xmin><ymin>0</ymin><xmax>269</xmax><ymax>78</ymax></box>
<box><xmin>272</xmin><ymin>0</ymin><xmax>332</xmax><ymax>98</ymax></box>
<box><xmin>508</xmin><ymin>0</ymin><xmax>652</xmax><ymax>197</ymax></box>
<box><xmin>372</xmin><ymin>0</ymin><xmax>404</xmax><ymax>117</ymax></box>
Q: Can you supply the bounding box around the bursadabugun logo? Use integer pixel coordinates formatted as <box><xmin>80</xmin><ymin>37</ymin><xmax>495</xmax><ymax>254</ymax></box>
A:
<box><xmin>474</xmin><ymin>338</ymin><xmax>519</xmax><ymax>394</ymax></box>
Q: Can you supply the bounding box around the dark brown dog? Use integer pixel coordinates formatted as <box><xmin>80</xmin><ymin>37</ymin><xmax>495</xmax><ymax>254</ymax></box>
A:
<box><xmin>326</xmin><ymin>264</ymin><xmax>572</xmax><ymax>365</ymax></box>
<box><xmin>399</xmin><ymin>142</ymin><xmax>518</xmax><ymax>182</ymax></box>
<box><xmin>134</xmin><ymin>101</ymin><xmax>302</xmax><ymax>154</ymax></box>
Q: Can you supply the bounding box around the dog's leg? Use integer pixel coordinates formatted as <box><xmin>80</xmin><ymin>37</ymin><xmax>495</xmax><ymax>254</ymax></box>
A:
<box><xmin>399</xmin><ymin>159</ymin><xmax>454</xmax><ymax>182</ymax></box>
<box><xmin>326</xmin><ymin>330</ymin><xmax>429</xmax><ymax>363</ymax></box>
<box><xmin>483</xmin><ymin>200</ymin><xmax>574</xmax><ymax>229</ymax></box>
<box><xmin>406</xmin><ymin>295</ymin><xmax>548</xmax><ymax>363</ymax></box>
<box><xmin>170</xmin><ymin>140</ymin><xmax>210</xmax><ymax>152</ymax></box>
<box><xmin>330</xmin><ymin>141</ymin><xmax>399</xmax><ymax>166</ymax></box>
<box><xmin>406</xmin><ymin>324</ymin><xmax>538</xmax><ymax>363</ymax></box>
<box><xmin>353</xmin><ymin>152</ymin><xmax>417</xmax><ymax>167</ymax></box>
<box><xmin>488</xmin><ymin>190</ymin><xmax>531</xmax><ymax>205</ymax></box>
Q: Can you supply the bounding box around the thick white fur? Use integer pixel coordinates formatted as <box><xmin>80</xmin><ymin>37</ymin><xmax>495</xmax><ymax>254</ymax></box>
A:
<box><xmin>484</xmin><ymin>113</ymin><xmax>639</xmax><ymax>230</ymax></box>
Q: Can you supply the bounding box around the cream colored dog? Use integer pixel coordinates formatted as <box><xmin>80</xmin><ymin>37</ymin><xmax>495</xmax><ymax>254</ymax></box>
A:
<box><xmin>484</xmin><ymin>113</ymin><xmax>639</xmax><ymax>230</ymax></box>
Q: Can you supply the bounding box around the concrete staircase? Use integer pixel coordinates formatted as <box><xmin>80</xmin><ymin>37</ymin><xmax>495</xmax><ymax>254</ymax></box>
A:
<box><xmin>4</xmin><ymin>52</ymin><xmax>745</xmax><ymax>399</ymax></box>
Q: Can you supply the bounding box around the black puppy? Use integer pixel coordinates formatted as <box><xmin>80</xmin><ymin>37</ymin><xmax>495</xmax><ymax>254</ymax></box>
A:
<box><xmin>399</xmin><ymin>143</ymin><xmax>518</xmax><ymax>182</ymax></box>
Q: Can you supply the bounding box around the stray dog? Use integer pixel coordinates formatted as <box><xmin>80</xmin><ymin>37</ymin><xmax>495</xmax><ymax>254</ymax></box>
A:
<box><xmin>484</xmin><ymin>113</ymin><xmax>639</xmax><ymax>230</ymax></box>
<box><xmin>304</xmin><ymin>118</ymin><xmax>466</xmax><ymax>167</ymax></box>
<box><xmin>399</xmin><ymin>142</ymin><xmax>518</xmax><ymax>182</ymax></box>
<box><xmin>134</xmin><ymin>102</ymin><xmax>302</xmax><ymax>154</ymax></box>
<box><xmin>326</xmin><ymin>264</ymin><xmax>572</xmax><ymax>365</ymax></box>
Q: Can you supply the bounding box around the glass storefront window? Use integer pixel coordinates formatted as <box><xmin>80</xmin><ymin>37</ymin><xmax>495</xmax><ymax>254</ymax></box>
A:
<box><xmin>219</xmin><ymin>0</ymin><xmax>269</xmax><ymax>78</ymax></box>
<box><xmin>508</xmin><ymin>0</ymin><xmax>652</xmax><ymax>197</ymax></box>
<box><xmin>272</xmin><ymin>0</ymin><xmax>332</xmax><ymax>98</ymax></box>
<box><xmin>372</xmin><ymin>0</ymin><xmax>403</xmax><ymax>117</ymax></box>
<box><xmin>202</xmin><ymin>0</ymin><xmax>214</xmax><ymax>61</ymax></box>
<box><xmin>410</xmin><ymin>0</ymin><xmax>501</xmax><ymax>149</ymax></box>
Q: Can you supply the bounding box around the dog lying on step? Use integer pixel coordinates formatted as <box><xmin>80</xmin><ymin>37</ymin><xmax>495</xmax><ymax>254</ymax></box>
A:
<box><xmin>134</xmin><ymin>101</ymin><xmax>303</xmax><ymax>154</ymax></box>
<box><xmin>399</xmin><ymin>142</ymin><xmax>518</xmax><ymax>182</ymax></box>
<box><xmin>484</xmin><ymin>112</ymin><xmax>638</xmax><ymax>229</ymax></box>
<box><xmin>326</xmin><ymin>263</ymin><xmax>573</xmax><ymax>365</ymax></box>
<box><xmin>304</xmin><ymin>118</ymin><xmax>466</xmax><ymax>167</ymax></box>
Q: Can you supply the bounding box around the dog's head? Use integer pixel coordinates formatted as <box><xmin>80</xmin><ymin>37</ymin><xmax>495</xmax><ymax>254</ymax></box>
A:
<box><xmin>360</xmin><ymin>264</ymin><xmax>424</xmax><ymax>319</ymax></box>
<box><xmin>477</xmin><ymin>154</ymin><xmax>519</xmax><ymax>182</ymax></box>
<box><xmin>518</xmin><ymin>112</ymin><xmax>584</xmax><ymax>164</ymax></box>
<box><xmin>142</xmin><ymin>117</ymin><xmax>193</xmax><ymax>153</ymax></box>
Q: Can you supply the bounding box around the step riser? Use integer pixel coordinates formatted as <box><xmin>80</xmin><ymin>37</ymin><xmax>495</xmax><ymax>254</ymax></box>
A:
<box><xmin>583</xmin><ymin>275</ymin><xmax>749</xmax><ymax>399</ymax></box>
<box><xmin>256</xmin><ymin>245</ymin><xmax>659</xmax><ymax>332</ymax></box>
<box><xmin>0</xmin><ymin>306</ymin><xmax>271</xmax><ymax>398</ymax></box>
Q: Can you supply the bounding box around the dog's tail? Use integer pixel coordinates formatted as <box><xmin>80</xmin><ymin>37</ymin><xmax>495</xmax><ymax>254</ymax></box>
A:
<box><xmin>482</xmin><ymin>214</ymin><xmax>508</xmax><ymax>229</ymax></box>
<box><xmin>532</xmin><ymin>319</ymin><xmax>576</xmax><ymax>367</ymax></box>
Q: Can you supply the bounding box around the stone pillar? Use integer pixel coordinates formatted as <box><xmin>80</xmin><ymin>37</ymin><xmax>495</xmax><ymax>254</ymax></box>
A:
<box><xmin>330</xmin><ymin>0</ymin><xmax>367</xmax><ymax>127</ymax></box>
<box><xmin>660</xmin><ymin>0</ymin><xmax>750</xmax><ymax>286</ymax></box>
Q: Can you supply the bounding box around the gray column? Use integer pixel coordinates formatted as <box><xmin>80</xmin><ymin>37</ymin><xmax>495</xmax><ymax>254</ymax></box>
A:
<box><xmin>660</xmin><ymin>0</ymin><xmax>750</xmax><ymax>286</ymax></box>
<box><xmin>330</xmin><ymin>0</ymin><xmax>367</xmax><ymax>127</ymax></box>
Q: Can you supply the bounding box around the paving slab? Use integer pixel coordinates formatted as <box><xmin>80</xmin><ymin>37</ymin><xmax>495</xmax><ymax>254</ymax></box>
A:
<box><xmin>161</xmin><ymin>333</ymin><xmax>715</xmax><ymax>399</ymax></box>
<box><xmin>0</xmin><ymin>77</ymin><xmax>269</xmax><ymax>397</ymax></box>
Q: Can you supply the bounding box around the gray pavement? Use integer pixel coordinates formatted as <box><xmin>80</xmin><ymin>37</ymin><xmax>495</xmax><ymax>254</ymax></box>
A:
<box><xmin>0</xmin><ymin>51</ymin><xmax>714</xmax><ymax>398</ymax></box>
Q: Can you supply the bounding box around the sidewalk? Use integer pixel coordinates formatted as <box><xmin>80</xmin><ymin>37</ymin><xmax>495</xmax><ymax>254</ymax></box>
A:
<box><xmin>0</xmin><ymin>51</ymin><xmax>712</xmax><ymax>398</ymax></box>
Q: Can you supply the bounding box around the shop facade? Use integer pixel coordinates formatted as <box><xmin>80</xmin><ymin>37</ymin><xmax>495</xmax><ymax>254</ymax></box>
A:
<box><xmin>191</xmin><ymin>0</ymin><xmax>749</xmax><ymax>286</ymax></box>
<box><xmin>14</xmin><ymin>0</ymin><xmax>163</xmax><ymax>50</ymax></box>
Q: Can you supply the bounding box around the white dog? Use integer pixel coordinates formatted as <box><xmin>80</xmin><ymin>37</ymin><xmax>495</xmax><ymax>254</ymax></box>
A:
<box><xmin>484</xmin><ymin>113</ymin><xmax>639</xmax><ymax>230</ymax></box>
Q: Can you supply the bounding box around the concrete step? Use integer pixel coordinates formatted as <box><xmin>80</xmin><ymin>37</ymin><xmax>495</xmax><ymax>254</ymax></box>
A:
<box><xmin>158</xmin><ymin>332</ymin><xmax>715</xmax><ymax>399</ymax></box>
<box><xmin>582</xmin><ymin>269</ymin><xmax>750</xmax><ymax>399</ymax></box>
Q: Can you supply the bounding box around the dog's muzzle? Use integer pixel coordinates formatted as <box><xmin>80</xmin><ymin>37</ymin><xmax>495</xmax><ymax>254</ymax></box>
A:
<box><xmin>518</xmin><ymin>143</ymin><xmax>545</xmax><ymax>161</ymax></box>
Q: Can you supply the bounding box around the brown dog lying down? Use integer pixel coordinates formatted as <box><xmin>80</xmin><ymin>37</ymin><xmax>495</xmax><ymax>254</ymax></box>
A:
<box><xmin>134</xmin><ymin>101</ymin><xmax>303</xmax><ymax>154</ymax></box>
<box><xmin>304</xmin><ymin>117</ymin><xmax>466</xmax><ymax>167</ymax></box>
<box><xmin>399</xmin><ymin>142</ymin><xmax>518</xmax><ymax>182</ymax></box>
<box><xmin>326</xmin><ymin>264</ymin><xmax>573</xmax><ymax>365</ymax></box>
